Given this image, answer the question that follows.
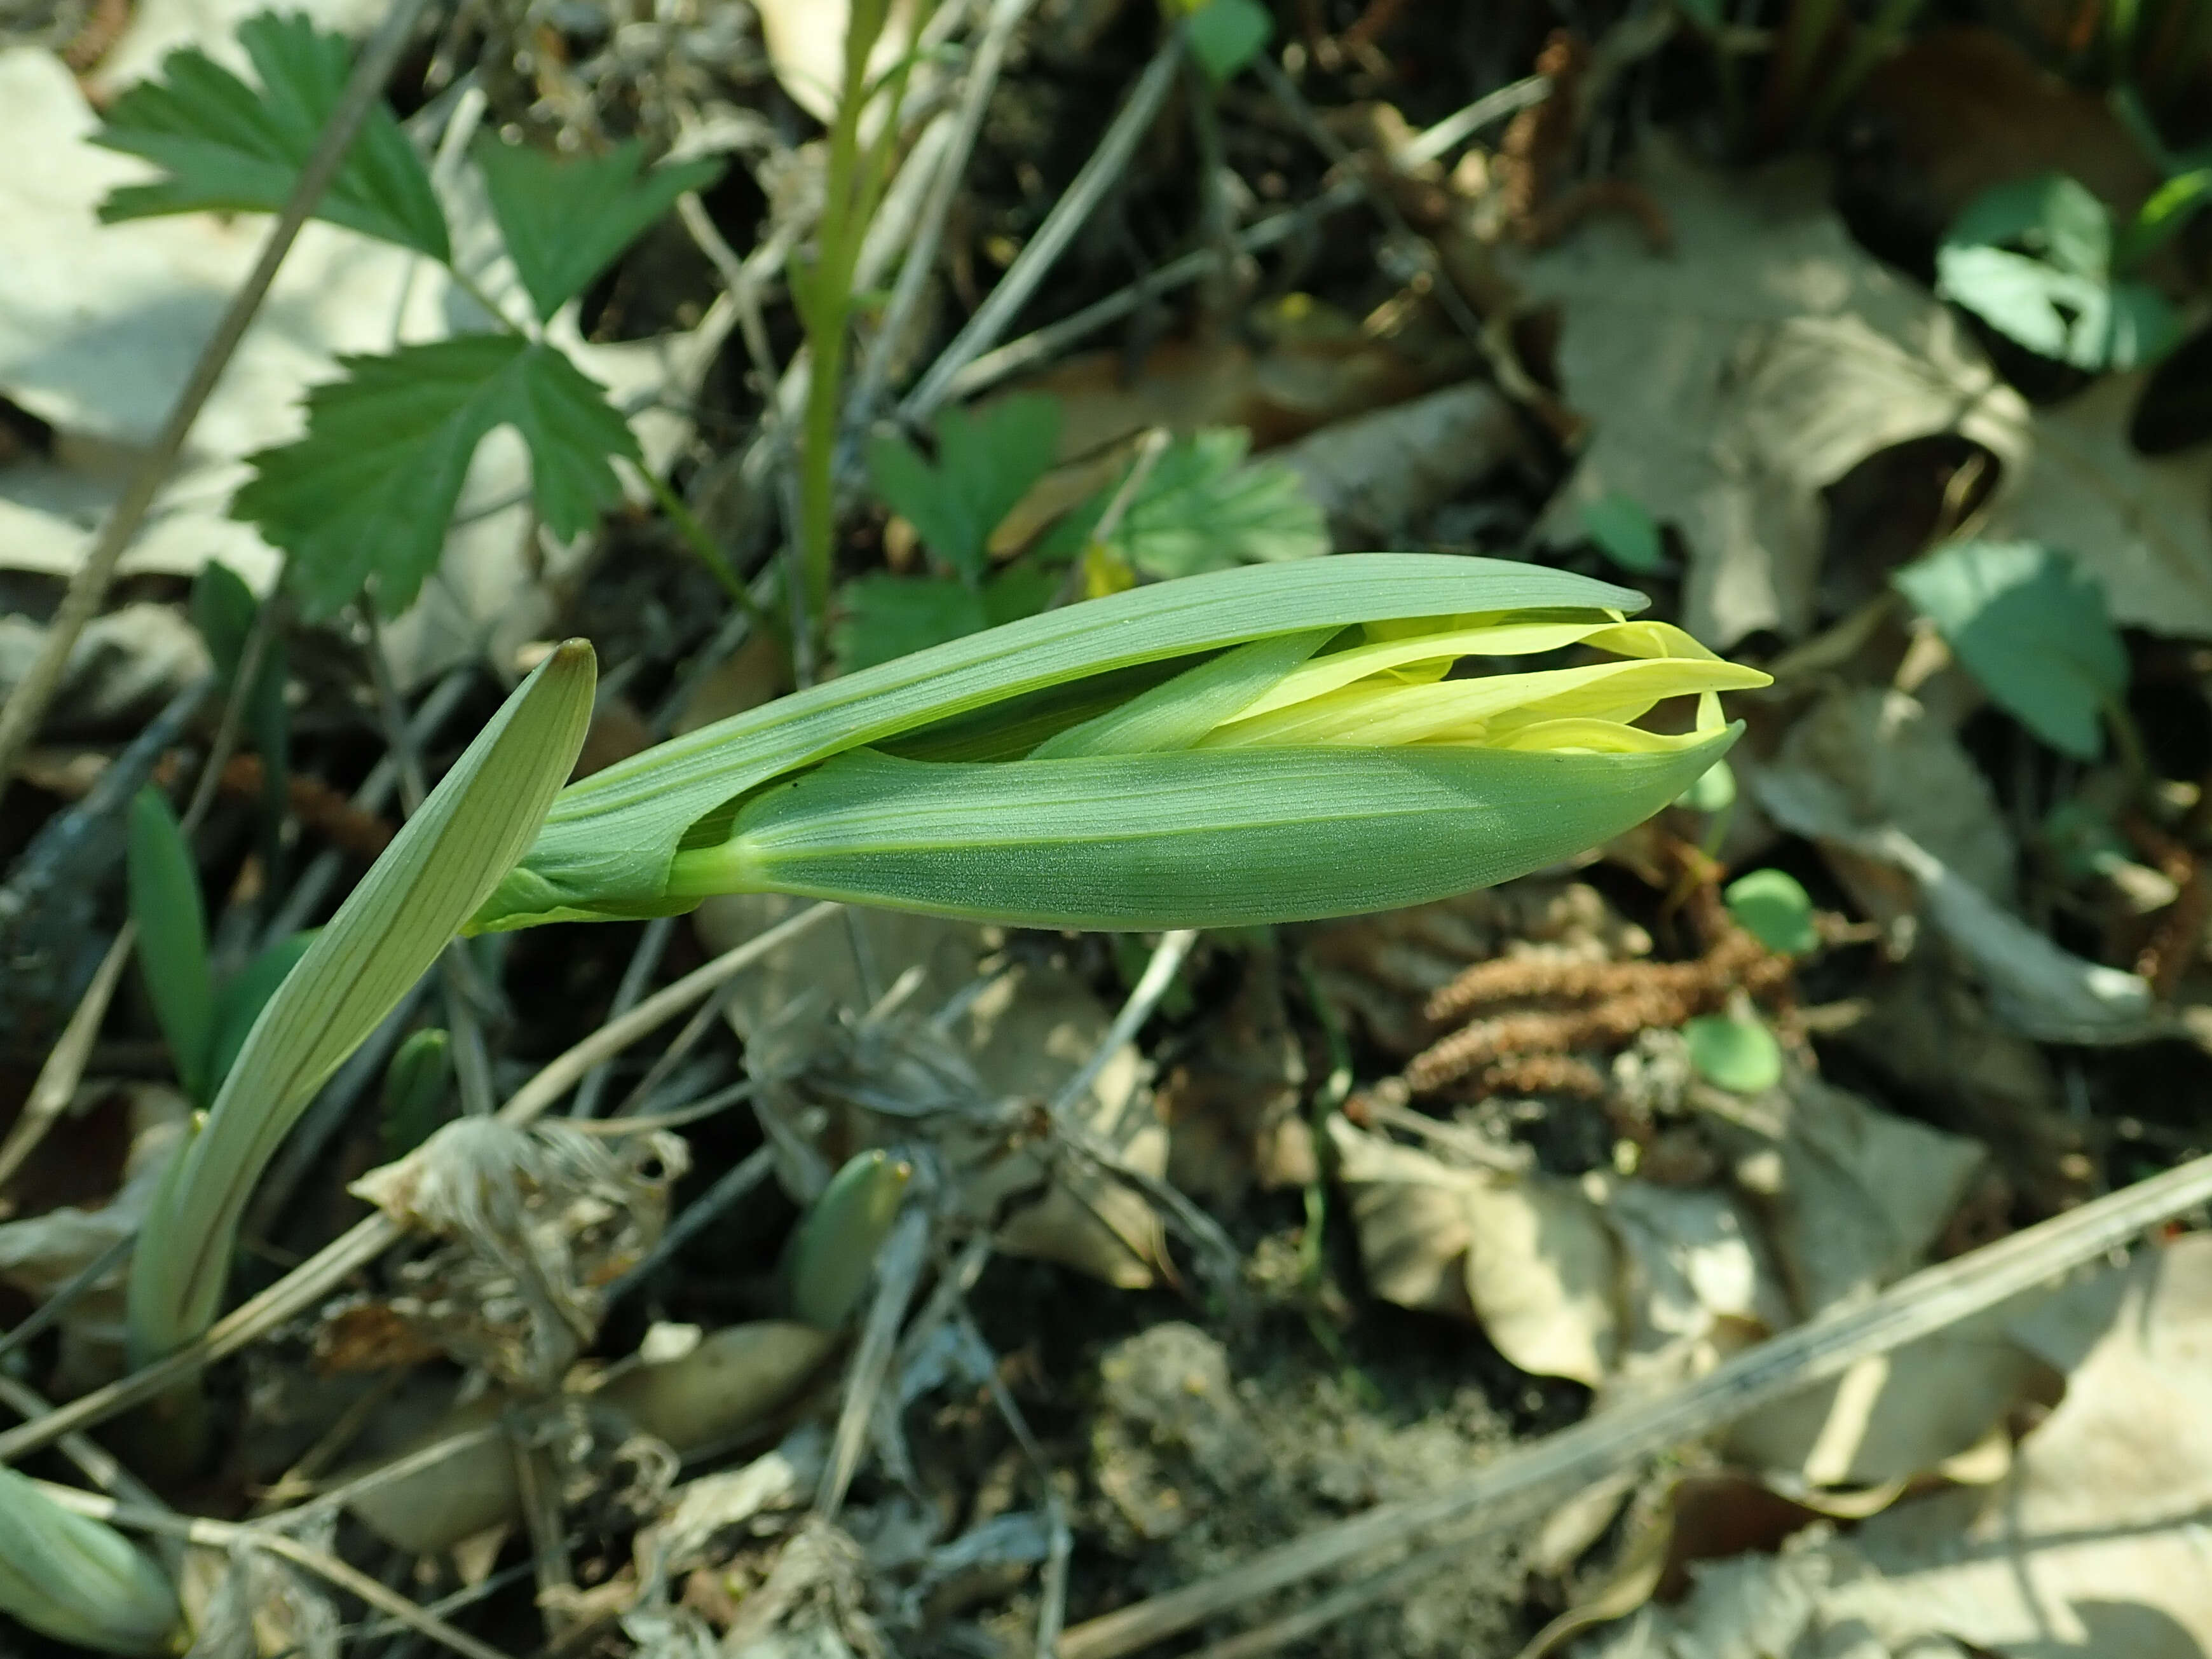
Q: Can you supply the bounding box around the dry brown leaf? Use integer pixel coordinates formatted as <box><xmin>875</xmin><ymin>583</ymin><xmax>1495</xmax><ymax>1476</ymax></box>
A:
<box><xmin>1156</xmin><ymin>955</ymin><xmax>1312</xmax><ymax>1204</ymax></box>
<box><xmin>1588</xmin><ymin>1234</ymin><xmax>2212</xmax><ymax>1658</ymax></box>
<box><xmin>1515</xmin><ymin>137</ymin><xmax>2212</xmax><ymax>646</ymax></box>
<box><xmin>1330</xmin><ymin>1117</ymin><xmax>1618</xmax><ymax>1384</ymax></box>
<box><xmin>1272</xmin><ymin>380</ymin><xmax>1530</xmax><ymax>549</ymax></box>
<box><xmin>1512</xmin><ymin>135</ymin><xmax>2026</xmax><ymax>646</ymax></box>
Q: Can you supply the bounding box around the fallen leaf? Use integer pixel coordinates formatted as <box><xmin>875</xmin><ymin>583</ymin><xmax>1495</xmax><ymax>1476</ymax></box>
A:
<box><xmin>1271</xmin><ymin>380</ymin><xmax>1530</xmax><ymax>549</ymax></box>
<box><xmin>1587</xmin><ymin>1233</ymin><xmax>2212</xmax><ymax>1657</ymax></box>
<box><xmin>1330</xmin><ymin>1117</ymin><xmax>1618</xmax><ymax>1385</ymax></box>
<box><xmin>1514</xmin><ymin>137</ymin><xmax>2212</xmax><ymax>646</ymax></box>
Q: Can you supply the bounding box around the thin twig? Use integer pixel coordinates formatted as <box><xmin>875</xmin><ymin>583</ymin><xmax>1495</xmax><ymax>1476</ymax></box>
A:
<box><xmin>850</xmin><ymin>0</ymin><xmax>1041</xmax><ymax>422</ymax></box>
<box><xmin>571</xmin><ymin>913</ymin><xmax>676</xmax><ymax>1118</ymax></box>
<box><xmin>942</xmin><ymin>76</ymin><xmax>1545</xmax><ymax>401</ymax></box>
<box><xmin>1056</xmin><ymin>1146</ymin><xmax>2212</xmax><ymax>1659</ymax></box>
<box><xmin>606</xmin><ymin>1143</ymin><xmax>776</xmax><ymax>1304</ymax></box>
<box><xmin>0</xmin><ymin>903</ymin><xmax>842</xmax><ymax>1466</ymax></box>
<box><xmin>0</xmin><ymin>0</ymin><xmax>437</xmax><ymax>798</ymax></box>
<box><xmin>901</xmin><ymin>27</ymin><xmax>1185</xmax><ymax>420</ymax></box>
<box><xmin>0</xmin><ymin>1232</ymin><xmax>133</xmax><ymax>1369</ymax></box>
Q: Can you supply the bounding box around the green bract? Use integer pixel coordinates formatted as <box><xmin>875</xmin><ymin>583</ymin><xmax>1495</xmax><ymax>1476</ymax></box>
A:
<box><xmin>471</xmin><ymin>556</ymin><xmax>1768</xmax><ymax>934</ymax></box>
<box><xmin>128</xmin><ymin>644</ymin><xmax>596</xmax><ymax>1366</ymax></box>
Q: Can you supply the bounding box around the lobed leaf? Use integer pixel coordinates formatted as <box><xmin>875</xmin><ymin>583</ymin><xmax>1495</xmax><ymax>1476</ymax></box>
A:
<box><xmin>128</xmin><ymin>643</ymin><xmax>595</xmax><ymax>1363</ymax></box>
<box><xmin>93</xmin><ymin>9</ymin><xmax>448</xmax><ymax>259</ymax></box>
<box><xmin>865</xmin><ymin>395</ymin><xmax>1063</xmax><ymax>585</ymax></box>
<box><xmin>1043</xmin><ymin>428</ymin><xmax>1326</xmax><ymax>578</ymax></box>
<box><xmin>475</xmin><ymin>137</ymin><xmax>725</xmax><ymax>324</ymax></box>
<box><xmin>831</xmin><ymin>566</ymin><xmax>1058</xmax><ymax>672</ymax></box>
<box><xmin>470</xmin><ymin>555</ymin><xmax>1649</xmax><ymax>931</ymax></box>
<box><xmin>235</xmin><ymin>335</ymin><xmax>638</xmax><ymax>618</ymax></box>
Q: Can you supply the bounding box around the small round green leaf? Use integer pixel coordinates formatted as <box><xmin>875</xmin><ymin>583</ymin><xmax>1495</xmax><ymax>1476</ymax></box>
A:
<box><xmin>1684</xmin><ymin>1014</ymin><xmax>1783</xmax><ymax>1095</ymax></box>
<box><xmin>1579</xmin><ymin>491</ymin><xmax>1665</xmax><ymax>575</ymax></box>
<box><xmin>1724</xmin><ymin>868</ymin><xmax>1817</xmax><ymax>955</ymax></box>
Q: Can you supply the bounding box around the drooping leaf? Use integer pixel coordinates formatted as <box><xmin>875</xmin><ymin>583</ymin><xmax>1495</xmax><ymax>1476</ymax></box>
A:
<box><xmin>380</xmin><ymin>1027</ymin><xmax>454</xmax><ymax>1157</ymax></box>
<box><xmin>1725</xmin><ymin>868</ymin><xmax>1818</xmax><ymax>955</ymax></box>
<box><xmin>128</xmin><ymin>643</ymin><xmax>596</xmax><ymax>1363</ymax></box>
<box><xmin>207</xmin><ymin>931</ymin><xmax>316</xmax><ymax>1097</ymax></box>
<box><xmin>235</xmin><ymin>335</ymin><xmax>639</xmax><ymax>618</ymax></box>
<box><xmin>1894</xmin><ymin>540</ymin><xmax>2127</xmax><ymax>761</ymax></box>
<box><xmin>1580</xmin><ymin>491</ymin><xmax>1666</xmax><ymax>575</ymax></box>
<box><xmin>1182</xmin><ymin>0</ymin><xmax>1272</xmax><ymax>83</ymax></box>
<box><xmin>475</xmin><ymin>136</ymin><xmax>724</xmax><ymax>324</ymax></box>
<box><xmin>92</xmin><ymin>10</ymin><xmax>448</xmax><ymax>259</ymax></box>
<box><xmin>865</xmin><ymin>395</ymin><xmax>1063</xmax><ymax>584</ymax></box>
<box><xmin>127</xmin><ymin>789</ymin><xmax>214</xmax><ymax>1105</ymax></box>
<box><xmin>1684</xmin><ymin>1013</ymin><xmax>1783</xmax><ymax>1094</ymax></box>
<box><xmin>1043</xmin><ymin>428</ymin><xmax>1327</xmax><ymax>579</ymax></box>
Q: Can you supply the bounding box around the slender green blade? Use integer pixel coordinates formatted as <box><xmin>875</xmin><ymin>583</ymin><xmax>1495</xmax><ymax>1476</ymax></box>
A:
<box><xmin>206</xmin><ymin>930</ymin><xmax>316</xmax><ymax>1096</ymax></box>
<box><xmin>471</xmin><ymin>555</ymin><xmax>1647</xmax><ymax>932</ymax></box>
<box><xmin>1034</xmin><ymin>627</ymin><xmax>1333</xmax><ymax>758</ymax></box>
<box><xmin>126</xmin><ymin>788</ymin><xmax>214</xmax><ymax>1105</ymax></box>
<box><xmin>671</xmin><ymin>732</ymin><xmax>1738</xmax><ymax>930</ymax></box>
<box><xmin>128</xmin><ymin>643</ymin><xmax>596</xmax><ymax>1363</ymax></box>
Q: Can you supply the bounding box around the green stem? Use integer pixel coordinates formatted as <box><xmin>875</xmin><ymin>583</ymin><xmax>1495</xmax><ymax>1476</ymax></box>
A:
<box><xmin>640</xmin><ymin>467</ymin><xmax>784</xmax><ymax>646</ymax></box>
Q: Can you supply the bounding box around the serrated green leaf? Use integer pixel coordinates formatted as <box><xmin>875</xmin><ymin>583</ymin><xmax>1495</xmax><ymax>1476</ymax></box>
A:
<box><xmin>474</xmin><ymin>556</ymin><xmax>1656</xmax><ymax>931</ymax></box>
<box><xmin>127</xmin><ymin>789</ymin><xmax>214</xmax><ymax>1105</ymax></box>
<box><xmin>1579</xmin><ymin>491</ymin><xmax>1665</xmax><ymax>575</ymax></box>
<box><xmin>236</xmin><ymin>334</ymin><xmax>639</xmax><ymax>619</ymax></box>
<box><xmin>92</xmin><ymin>9</ymin><xmax>447</xmax><ymax>259</ymax></box>
<box><xmin>1184</xmin><ymin>0</ymin><xmax>1272</xmax><ymax>83</ymax></box>
<box><xmin>866</xmin><ymin>395</ymin><xmax>1063</xmax><ymax>584</ymax></box>
<box><xmin>1724</xmin><ymin>868</ymin><xmax>1817</xmax><ymax>955</ymax></box>
<box><xmin>1894</xmin><ymin>540</ymin><xmax>2127</xmax><ymax>761</ymax></box>
<box><xmin>0</xmin><ymin>1470</ymin><xmax>182</xmax><ymax>1656</ymax></box>
<box><xmin>381</xmin><ymin>1027</ymin><xmax>454</xmax><ymax>1157</ymax></box>
<box><xmin>1044</xmin><ymin>429</ymin><xmax>1327</xmax><ymax>578</ymax></box>
<box><xmin>475</xmin><ymin>137</ymin><xmax>724</xmax><ymax>324</ymax></box>
<box><xmin>128</xmin><ymin>643</ymin><xmax>595</xmax><ymax>1363</ymax></box>
<box><xmin>833</xmin><ymin>564</ymin><xmax>1060</xmax><ymax>672</ymax></box>
<box><xmin>207</xmin><ymin>931</ymin><xmax>315</xmax><ymax>1097</ymax></box>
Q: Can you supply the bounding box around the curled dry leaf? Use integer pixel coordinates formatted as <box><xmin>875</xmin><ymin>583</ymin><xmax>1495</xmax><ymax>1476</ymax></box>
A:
<box><xmin>1586</xmin><ymin>1234</ymin><xmax>2212</xmax><ymax>1657</ymax></box>
<box><xmin>1513</xmin><ymin>135</ymin><xmax>2212</xmax><ymax>646</ymax></box>
<box><xmin>340</xmin><ymin>1118</ymin><xmax>688</xmax><ymax>1390</ymax></box>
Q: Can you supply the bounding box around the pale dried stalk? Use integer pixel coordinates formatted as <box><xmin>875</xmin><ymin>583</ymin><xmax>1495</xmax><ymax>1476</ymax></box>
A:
<box><xmin>1057</xmin><ymin>1145</ymin><xmax>2212</xmax><ymax>1659</ymax></box>
<box><xmin>0</xmin><ymin>902</ymin><xmax>841</xmax><ymax>1466</ymax></box>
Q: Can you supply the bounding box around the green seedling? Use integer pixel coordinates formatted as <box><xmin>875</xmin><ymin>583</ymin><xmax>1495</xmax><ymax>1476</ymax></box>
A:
<box><xmin>1724</xmin><ymin>868</ymin><xmax>1819</xmax><ymax>956</ymax></box>
<box><xmin>782</xmin><ymin>1149</ymin><xmax>915</xmax><ymax>1330</ymax></box>
<box><xmin>190</xmin><ymin>559</ymin><xmax>289</xmax><ymax>838</ymax></box>
<box><xmin>381</xmin><ymin>1026</ymin><xmax>455</xmax><ymax>1158</ymax></box>
<box><xmin>127</xmin><ymin>643</ymin><xmax>594</xmax><ymax>1367</ymax></box>
<box><xmin>470</xmin><ymin>554</ymin><xmax>1768</xmax><ymax>934</ymax></box>
<box><xmin>126</xmin><ymin>788</ymin><xmax>316</xmax><ymax>1109</ymax></box>
<box><xmin>1684</xmin><ymin>1011</ymin><xmax>1784</xmax><ymax>1094</ymax></box>
<box><xmin>1894</xmin><ymin>540</ymin><xmax>2128</xmax><ymax>762</ymax></box>
<box><xmin>1177</xmin><ymin>0</ymin><xmax>1273</xmax><ymax>83</ymax></box>
<box><xmin>0</xmin><ymin>1470</ymin><xmax>181</xmax><ymax>1655</ymax></box>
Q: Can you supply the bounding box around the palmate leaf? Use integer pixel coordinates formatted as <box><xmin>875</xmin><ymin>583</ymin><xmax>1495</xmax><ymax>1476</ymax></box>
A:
<box><xmin>1042</xmin><ymin>429</ymin><xmax>1327</xmax><ymax>578</ymax></box>
<box><xmin>235</xmin><ymin>334</ymin><xmax>639</xmax><ymax>618</ymax></box>
<box><xmin>475</xmin><ymin>137</ymin><xmax>725</xmax><ymax>323</ymax></box>
<box><xmin>865</xmin><ymin>395</ymin><xmax>1063</xmax><ymax>584</ymax></box>
<box><xmin>831</xmin><ymin>567</ymin><xmax>1060</xmax><ymax>671</ymax></box>
<box><xmin>92</xmin><ymin>10</ymin><xmax>447</xmax><ymax>260</ymax></box>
